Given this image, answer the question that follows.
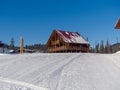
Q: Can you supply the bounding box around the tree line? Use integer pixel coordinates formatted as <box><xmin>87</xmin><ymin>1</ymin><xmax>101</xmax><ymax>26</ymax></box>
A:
<box><xmin>91</xmin><ymin>40</ymin><xmax>120</xmax><ymax>53</ymax></box>
<box><xmin>1</xmin><ymin>37</ymin><xmax>120</xmax><ymax>53</ymax></box>
<box><xmin>9</xmin><ymin>37</ymin><xmax>47</xmax><ymax>53</ymax></box>
<box><xmin>8</xmin><ymin>38</ymin><xmax>120</xmax><ymax>53</ymax></box>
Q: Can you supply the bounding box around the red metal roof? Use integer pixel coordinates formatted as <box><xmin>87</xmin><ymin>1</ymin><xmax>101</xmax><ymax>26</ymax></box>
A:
<box><xmin>56</xmin><ymin>30</ymin><xmax>89</xmax><ymax>44</ymax></box>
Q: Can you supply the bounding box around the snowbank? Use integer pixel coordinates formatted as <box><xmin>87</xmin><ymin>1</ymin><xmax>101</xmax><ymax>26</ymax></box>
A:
<box><xmin>0</xmin><ymin>53</ymin><xmax>120</xmax><ymax>90</ymax></box>
<box><xmin>116</xmin><ymin>51</ymin><xmax>120</xmax><ymax>53</ymax></box>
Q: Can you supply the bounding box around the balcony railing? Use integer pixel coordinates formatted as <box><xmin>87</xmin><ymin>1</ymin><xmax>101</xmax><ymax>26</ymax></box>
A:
<box><xmin>47</xmin><ymin>46</ymin><xmax>66</xmax><ymax>52</ymax></box>
<box><xmin>47</xmin><ymin>46</ymin><xmax>88</xmax><ymax>52</ymax></box>
<box><xmin>51</xmin><ymin>40</ymin><xmax>59</xmax><ymax>45</ymax></box>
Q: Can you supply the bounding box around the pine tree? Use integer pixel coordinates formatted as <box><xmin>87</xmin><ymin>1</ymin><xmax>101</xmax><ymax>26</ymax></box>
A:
<box><xmin>95</xmin><ymin>43</ymin><xmax>99</xmax><ymax>53</ymax></box>
<box><xmin>10</xmin><ymin>37</ymin><xmax>15</xmax><ymax>50</ymax></box>
<box><xmin>100</xmin><ymin>40</ymin><xmax>104</xmax><ymax>53</ymax></box>
<box><xmin>105</xmin><ymin>40</ymin><xmax>111</xmax><ymax>53</ymax></box>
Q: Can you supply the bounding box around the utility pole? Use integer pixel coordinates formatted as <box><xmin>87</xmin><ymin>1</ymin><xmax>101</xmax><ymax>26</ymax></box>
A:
<box><xmin>20</xmin><ymin>36</ymin><xmax>24</xmax><ymax>54</ymax></box>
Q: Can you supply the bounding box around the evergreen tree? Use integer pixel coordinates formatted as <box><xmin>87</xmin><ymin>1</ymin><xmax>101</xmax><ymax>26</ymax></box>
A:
<box><xmin>90</xmin><ymin>47</ymin><xmax>94</xmax><ymax>53</ymax></box>
<box><xmin>10</xmin><ymin>37</ymin><xmax>15</xmax><ymax>50</ymax></box>
<box><xmin>105</xmin><ymin>40</ymin><xmax>111</xmax><ymax>53</ymax></box>
<box><xmin>100</xmin><ymin>40</ymin><xmax>105</xmax><ymax>53</ymax></box>
<box><xmin>95</xmin><ymin>43</ymin><xmax>99</xmax><ymax>53</ymax></box>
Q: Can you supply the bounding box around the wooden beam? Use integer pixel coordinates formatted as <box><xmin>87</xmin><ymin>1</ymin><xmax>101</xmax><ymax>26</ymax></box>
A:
<box><xmin>20</xmin><ymin>36</ymin><xmax>24</xmax><ymax>54</ymax></box>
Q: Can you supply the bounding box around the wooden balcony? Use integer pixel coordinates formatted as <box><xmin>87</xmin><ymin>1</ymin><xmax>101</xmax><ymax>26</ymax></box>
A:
<box><xmin>47</xmin><ymin>46</ymin><xmax>66</xmax><ymax>52</ymax></box>
<box><xmin>47</xmin><ymin>46</ymin><xmax>89</xmax><ymax>53</ymax></box>
<box><xmin>51</xmin><ymin>40</ymin><xmax>59</xmax><ymax>45</ymax></box>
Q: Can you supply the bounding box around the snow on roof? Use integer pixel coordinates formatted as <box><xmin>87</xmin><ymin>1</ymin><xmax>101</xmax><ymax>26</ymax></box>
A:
<box><xmin>56</xmin><ymin>30</ymin><xmax>89</xmax><ymax>44</ymax></box>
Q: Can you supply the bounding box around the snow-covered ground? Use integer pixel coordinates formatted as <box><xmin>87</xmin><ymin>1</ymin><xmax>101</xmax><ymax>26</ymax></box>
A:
<box><xmin>0</xmin><ymin>53</ymin><xmax>120</xmax><ymax>90</ymax></box>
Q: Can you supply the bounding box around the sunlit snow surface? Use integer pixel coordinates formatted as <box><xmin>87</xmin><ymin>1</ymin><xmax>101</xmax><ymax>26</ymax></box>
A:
<box><xmin>0</xmin><ymin>53</ymin><xmax>120</xmax><ymax>90</ymax></box>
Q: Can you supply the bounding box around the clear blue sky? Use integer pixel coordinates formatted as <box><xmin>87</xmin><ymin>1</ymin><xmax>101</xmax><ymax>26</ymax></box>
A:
<box><xmin>0</xmin><ymin>0</ymin><xmax>120</xmax><ymax>47</ymax></box>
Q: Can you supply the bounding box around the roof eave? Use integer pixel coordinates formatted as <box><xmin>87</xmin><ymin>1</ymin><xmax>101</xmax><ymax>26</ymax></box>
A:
<box><xmin>65</xmin><ymin>42</ymin><xmax>90</xmax><ymax>45</ymax></box>
<box><xmin>115</xmin><ymin>18</ymin><xmax>120</xmax><ymax>29</ymax></box>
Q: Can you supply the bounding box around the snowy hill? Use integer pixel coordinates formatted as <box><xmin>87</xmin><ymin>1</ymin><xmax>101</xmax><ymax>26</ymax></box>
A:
<box><xmin>0</xmin><ymin>53</ymin><xmax>120</xmax><ymax>90</ymax></box>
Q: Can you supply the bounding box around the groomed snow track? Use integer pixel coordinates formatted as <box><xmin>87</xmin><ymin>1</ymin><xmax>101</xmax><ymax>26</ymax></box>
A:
<box><xmin>0</xmin><ymin>53</ymin><xmax>120</xmax><ymax>90</ymax></box>
<box><xmin>0</xmin><ymin>77</ymin><xmax>49</xmax><ymax>90</ymax></box>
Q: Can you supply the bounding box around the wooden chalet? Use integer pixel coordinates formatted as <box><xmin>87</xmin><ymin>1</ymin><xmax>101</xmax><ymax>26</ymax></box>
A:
<box><xmin>46</xmin><ymin>30</ymin><xmax>90</xmax><ymax>53</ymax></box>
<box><xmin>115</xmin><ymin>18</ymin><xmax>120</xmax><ymax>29</ymax></box>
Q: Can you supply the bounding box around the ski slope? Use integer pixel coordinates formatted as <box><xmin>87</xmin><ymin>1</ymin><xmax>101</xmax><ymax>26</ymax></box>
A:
<box><xmin>0</xmin><ymin>53</ymin><xmax>120</xmax><ymax>90</ymax></box>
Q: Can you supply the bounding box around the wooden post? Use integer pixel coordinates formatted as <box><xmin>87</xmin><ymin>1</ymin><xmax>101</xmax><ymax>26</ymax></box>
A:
<box><xmin>20</xmin><ymin>36</ymin><xmax>24</xmax><ymax>54</ymax></box>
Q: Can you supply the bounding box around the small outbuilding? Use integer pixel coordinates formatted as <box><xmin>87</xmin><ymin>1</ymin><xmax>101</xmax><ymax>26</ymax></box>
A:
<box><xmin>0</xmin><ymin>41</ymin><xmax>5</xmax><ymax>47</ymax></box>
<box><xmin>17</xmin><ymin>49</ymin><xmax>35</xmax><ymax>53</ymax></box>
<box><xmin>46</xmin><ymin>30</ymin><xmax>90</xmax><ymax>53</ymax></box>
<box><xmin>0</xmin><ymin>41</ymin><xmax>8</xmax><ymax>53</ymax></box>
